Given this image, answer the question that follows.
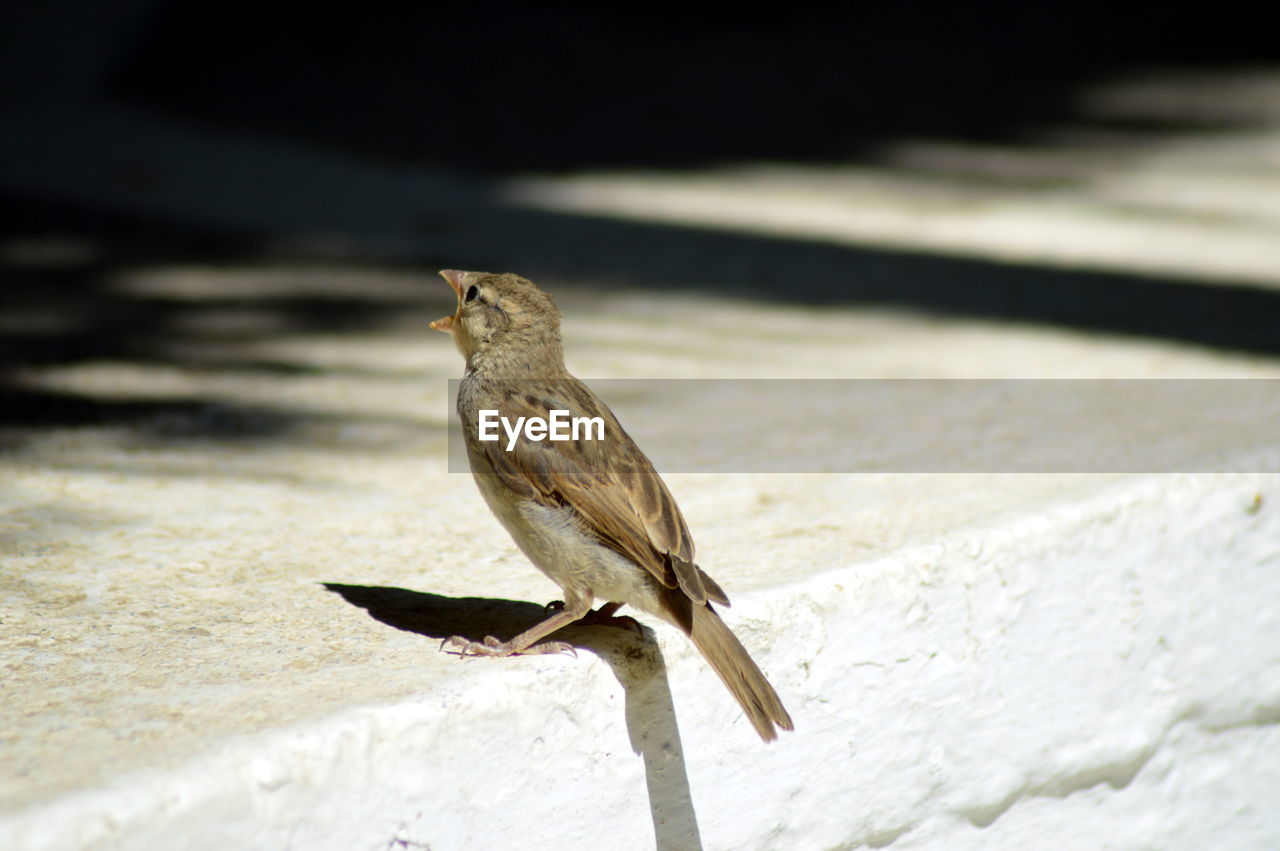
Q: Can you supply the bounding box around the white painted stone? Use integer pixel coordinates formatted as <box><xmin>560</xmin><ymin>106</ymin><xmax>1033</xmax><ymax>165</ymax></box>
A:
<box><xmin>5</xmin><ymin>470</ymin><xmax>1278</xmax><ymax>850</ymax></box>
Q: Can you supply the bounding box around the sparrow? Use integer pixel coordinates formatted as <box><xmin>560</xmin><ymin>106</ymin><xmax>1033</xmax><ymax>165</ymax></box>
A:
<box><xmin>430</xmin><ymin>270</ymin><xmax>793</xmax><ymax>741</ymax></box>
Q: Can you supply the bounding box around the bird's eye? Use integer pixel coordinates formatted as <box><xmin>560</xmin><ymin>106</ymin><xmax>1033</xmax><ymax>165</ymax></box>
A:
<box><xmin>464</xmin><ymin>284</ymin><xmax>479</xmax><ymax>303</ymax></box>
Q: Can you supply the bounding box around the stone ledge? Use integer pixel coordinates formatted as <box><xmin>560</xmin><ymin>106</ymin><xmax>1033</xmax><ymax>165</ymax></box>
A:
<box><xmin>5</xmin><ymin>472</ymin><xmax>1278</xmax><ymax>850</ymax></box>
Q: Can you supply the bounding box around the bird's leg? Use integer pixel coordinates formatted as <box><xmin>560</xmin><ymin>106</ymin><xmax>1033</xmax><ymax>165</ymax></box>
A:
<box><xmin>443</xmin><ymin>593</ymin><xmax>593</xmax><ymax>657</ymax></box>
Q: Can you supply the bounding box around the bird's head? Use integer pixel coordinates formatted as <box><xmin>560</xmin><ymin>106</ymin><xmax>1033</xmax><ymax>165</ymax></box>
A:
<box><xmin>431</xmin><ymin>270</ymin><xmax>564</xmax><ymax>372</ymax></box>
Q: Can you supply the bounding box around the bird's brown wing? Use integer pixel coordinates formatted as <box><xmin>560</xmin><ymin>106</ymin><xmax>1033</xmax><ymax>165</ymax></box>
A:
<box><xmin>461</xmin><ymin>376</ymin><xmax>728</xmax><ymax>607</ymax></box>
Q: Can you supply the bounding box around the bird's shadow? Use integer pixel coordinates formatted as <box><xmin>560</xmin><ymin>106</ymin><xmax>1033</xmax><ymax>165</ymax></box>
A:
<box><xmin>322</xmin><ymin>582</ymin><xmax>704</xmax><ymax>851</ymax></box>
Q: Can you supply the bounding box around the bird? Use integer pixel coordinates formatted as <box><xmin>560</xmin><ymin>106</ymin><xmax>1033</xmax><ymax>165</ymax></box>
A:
<box><xmin>430</xmin><ymin>269</ymin><xmax>793</xmax><ymax>741</ymax></box>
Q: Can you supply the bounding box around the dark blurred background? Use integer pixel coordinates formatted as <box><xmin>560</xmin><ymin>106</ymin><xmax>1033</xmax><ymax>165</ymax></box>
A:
<box><xmin>101</xmin><ymin>1</ymin><xmax>1280</xmax><ymax>170</ymax></box>
<box><xmin>3</xmin><ymin>1</ymin><xmax>1280</xmax><ymax>438</ymax></box>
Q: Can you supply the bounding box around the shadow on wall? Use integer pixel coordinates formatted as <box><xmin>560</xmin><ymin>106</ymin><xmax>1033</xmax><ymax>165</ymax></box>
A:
<box><xmin>322</xmin><ymin>583</ymin><xmax>705</xmax><ymax>851</ymax></box>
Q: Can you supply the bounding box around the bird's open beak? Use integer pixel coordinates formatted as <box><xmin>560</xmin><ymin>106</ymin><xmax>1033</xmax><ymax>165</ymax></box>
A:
<box><xmin>430</xmin><ymin>269</ymin><xmax>466</xmax><ymax>332</ymax></box>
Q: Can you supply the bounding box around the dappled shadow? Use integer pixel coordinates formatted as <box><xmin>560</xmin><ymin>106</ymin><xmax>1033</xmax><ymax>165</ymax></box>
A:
<box><xmin>0</xmin><ymin>195</ymin><xmax>456</xmax><ymax>452</ymax></box>
<box><xmin>4</xmin><ymin>3</ymin><xmax>1280</xmax><ymax>456</ymax></box>
<box><xmin>0</xmin><ymin>384</ymin><xmax>300</xmax><ymax>439</ymax></box>
<box><xmin>444</xmin><ymin>205</ymin><xmax>1280</xmax><ymax>355</ymax></box>
<box><xmin>5</xmin><ymin>186</ymin><xmax>1280</xmax><ymax>461</ymax></box>
<box><xmin>323</xmin><ymin>583</ymin><xmax>704</xmax><ymax>850</ymax></box>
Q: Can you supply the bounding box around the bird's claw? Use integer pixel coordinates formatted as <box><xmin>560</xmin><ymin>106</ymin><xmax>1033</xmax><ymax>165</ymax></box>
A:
<box><xmin>440</xmin><ymin>634</ymin><xmax>512</xmax><ymax>657</ymax></box>
<box><xmin>439</xmin><ymin>634</ymin><xmax>576</xmax><ymax>657</ymax></box>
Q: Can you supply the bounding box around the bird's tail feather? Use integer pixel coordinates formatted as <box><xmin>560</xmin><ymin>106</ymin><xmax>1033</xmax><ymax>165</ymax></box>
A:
<box><xmin>687</xmin><ymin>603</ymin><xmax>794</xmax><ymax>742</ymax></box>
